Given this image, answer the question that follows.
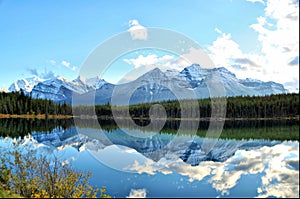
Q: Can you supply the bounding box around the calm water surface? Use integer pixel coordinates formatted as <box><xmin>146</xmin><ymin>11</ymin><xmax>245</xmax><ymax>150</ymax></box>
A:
<box><xmin>0</xmin><ymin>119</ymin><xmax>299</xmax><ymax>198</ymax></box>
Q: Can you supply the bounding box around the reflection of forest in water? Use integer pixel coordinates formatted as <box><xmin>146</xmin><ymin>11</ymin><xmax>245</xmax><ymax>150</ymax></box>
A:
<box><xmin>0</xmin><ymin>118</ymin><xmax>298</xmax><ymax>141</ymax></box>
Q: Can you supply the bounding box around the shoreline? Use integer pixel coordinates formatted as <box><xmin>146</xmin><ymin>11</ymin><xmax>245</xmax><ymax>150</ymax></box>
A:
<box><xmin>1</xmin><ymin>114</ymin><xmax>298</xmax><ymax>121</ymax></box>
<box><xmin>0</xmin><ymin>114</ymin><xmax>73</xmax><ymax>119</ymax></box>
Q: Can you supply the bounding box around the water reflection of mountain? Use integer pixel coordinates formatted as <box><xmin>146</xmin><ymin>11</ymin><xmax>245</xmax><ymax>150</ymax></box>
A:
<box><xmin>0</xmin><ymin>118</ymin><xmax>291</xmax><ymax>165</ymax></box>
<box><xmin>0</xmin><ymin>118</ymin><xmax>298</xmax><ymax>140</ymax></box>
<box><xmin>1</xmin><ymin>118</ymin><xmax>297</xmax><ymax>165</ymax></box>
<box><xmin>86</xmin><ymin>128</ymin><xmax>283</xmax><ymax>165</ymax></box>
<box><xmin>31</xmin><ymin>125</ymin><xmax>282</xmax><ymax>165</ymax></box>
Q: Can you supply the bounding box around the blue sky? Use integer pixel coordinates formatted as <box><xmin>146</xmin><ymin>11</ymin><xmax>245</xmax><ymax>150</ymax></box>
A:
<box><xmin>0</xmin><ymin>0</ymin><xmax>299</xmax><ymax>92</ymax></box>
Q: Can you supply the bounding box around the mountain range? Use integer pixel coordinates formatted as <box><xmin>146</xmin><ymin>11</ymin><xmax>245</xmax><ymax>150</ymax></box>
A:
<box><xmin>8</xmin><ymin>64</ymin><xmax>288</xmax><ymax>105</ymax></box>
<box><xmin>31</xmin><ymin>126</ymin><xmax>281</xmax><ymax>165</ymax></box>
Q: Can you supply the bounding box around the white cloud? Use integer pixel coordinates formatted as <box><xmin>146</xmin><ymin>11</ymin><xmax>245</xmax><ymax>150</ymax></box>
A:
<box><xmin>123</xmin><ymin>47</ymin><xmax>214</xmax><ymax>71</ymax></box>
<box><xmin>124</xmin><ymin>54</ymin><xmax>175</xmax><ymax>68</ymax></box>
<box><xmin>125</xmin><ymin>141</ymin><xmax>299</xmax><ymax>197</ymax></box>
<box><xmin>168</xmin><ymin>160</ymin><xmax>215</xmax><ymax>182</ymax></box>
<box><xmin>61</xmin><ymin>60</ymin><xmax>70</xmax><ymax>67</ymax></box>
<box><xmin>128</xmin><ymin>20</ymin><xmax>140</xmax><ymax>27</ymax></box>
<box><xmin>49</xmin><ymin>59</ymin><xmax>56</xmax><ymax>65</ymax></box>
<box><xmin>61</xmin><ymin>60</ymin><xmax>77</xmax><ymax>71</ymax></box>
<box><xmin>208</xmin><ymin>0</ymin><xmax>299</xmax><ymax>92</ymax></box>
<box><xmin>251</xmin><ymin>0</ymin><xmax>299</xmax><ymax>92</ymax></box>
<box><xmin>207</xmin><ymin>29</ymin><xmax>263</xmax><ymax>79</ymax></box>
<box><xmin>210</xmin><ymin>142</ymin><xmax>299</xmax><ymax>197</ymax></box>
<box><xmin>174</xmin><ymin>47</ymin><xmax>215</xmax><ymax>69</ymax></box>
<box><xmin>208</xmin><ymin>29</ymin><xmax>244</xmax><ymax>68</ymax></box>
<box><xmin>128</xmin><ymin>19</ymin><xmax>148</xmax><ymax>40</ymax></box>
<box><xmin>257</xmin><ymin>142</ymin><xmax>299</xmax><ymax>198</ymax></box>
<box><xmin>246</xmin><ymin>0</ymin><xmax>265</xmax><ymax>5</ymax></box>
<box><xmin>127</xmin><ymin>189</ymin><xmax>147</xmax><ymax>198</ymax></box>
<box><xmin>120</xmin><ymin>53</ymin><xmax>186</xmax><ymax>84</ymax></box>
<box><xmin>214</xmin><ymin>27</ymin><xmax>223</xmax><ymax>34</ymax></box>
<box><xmin>125</xmin><ymin>159</ymin><xmax>173</xmax><ymax>175</ymax></box>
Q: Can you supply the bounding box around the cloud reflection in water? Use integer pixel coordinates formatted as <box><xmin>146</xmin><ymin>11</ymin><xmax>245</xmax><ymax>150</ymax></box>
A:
<box><xmin>125</xmin><ymin>141</ymin><xmax>299</xmax><ymax>197</ymax></box>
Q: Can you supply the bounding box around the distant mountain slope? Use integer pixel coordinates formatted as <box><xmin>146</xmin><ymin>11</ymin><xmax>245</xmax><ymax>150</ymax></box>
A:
<box><xmin>8</xmin><ymin>64</ymin><xmax>288</xmax><ymax>104</ymax></box>
<box><xmin>30</xmin><ymin>76</ymin><xmax>109</xmax><ymax>103</ymax></box>
<box><xmin>90</xmin><ymin>64</ymin><xmax>287</xmax><ymax>105</ymax></box>
<box><xmin>8</xmin><ymin>77</ymin><xmax>43</xmax><ymax>93</ymax></box>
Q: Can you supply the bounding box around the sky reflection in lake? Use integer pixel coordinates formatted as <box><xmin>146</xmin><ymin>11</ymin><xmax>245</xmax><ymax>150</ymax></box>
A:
<box><xmin>0</xmin><ymin>126</ymin><xmax>298</xmax><ymax>198</ymax></box>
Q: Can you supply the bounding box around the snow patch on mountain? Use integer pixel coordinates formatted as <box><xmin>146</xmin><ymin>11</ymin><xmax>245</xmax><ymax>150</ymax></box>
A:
<box><xmin>73</xmin><ymin>76</ymin><xmax>107</xmax><ymax>90</ymax></box>
<box><xmin>7</xmin><ymin>64</ymin><xmax>288</xmax><ymax>103</ymax></box>
<box><xmin>8</xmin><ymin>77</ymin><xmax>43</xmax><ymax>93</ymax></box>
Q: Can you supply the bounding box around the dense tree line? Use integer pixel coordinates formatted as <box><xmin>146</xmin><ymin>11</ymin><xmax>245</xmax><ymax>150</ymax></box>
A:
<box><xmin>225</xmin><ymin>94</ymin><xmax>299</xmax><ymax>118</ymax></box>
<box><xmin>1</xmin><ymin>91</ymin><xmax>298</xmax><ymax>118</ymax></box>
<box><xmin>133</xmin><ymin>93</ymin><xmax>299</xmax><ymax>118</ymax></box>
<box><xmin>73</xmin><ymin>93</ymin><xmax>299</xmax><ymax>119</ymax></box>
<box><xmin>0</xmin><ymin>118</ymin><xmax>74</xmax><ymax>138</ymax></box>
<box><xmin>0</xmin><ymin>90</ymin><xmax>72</xmax><ymax>115</ymax></box>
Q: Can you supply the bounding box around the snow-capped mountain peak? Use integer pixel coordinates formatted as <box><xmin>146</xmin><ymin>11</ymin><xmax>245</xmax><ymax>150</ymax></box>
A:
<box><xmin>29</xmin><ymin>75</ymin><xmax>110</xmax><ymax>102</ymax></box>
<box><xmin>8</xmin><ymin>77</ymin><xmax>43</xmax><ymax>93</ymax></box>
<box><xmin>56</xmin><ymin>75</ymin><xmax>70</xmax><ymax>82</ymax></box>
<box><xmin>73</xmin><ymin>75</ymin><xmax>87</xmax><ymax>84</ymax></box>
<box><xmin>180</xmin><ymin>64</ymin><xmax>208</xmax><ymax>81</ymax></box>
<box><xmin>213</xmin><ymin>67</ymin><xmax>236</xmax><ymax>77</ymax></box>
<box><xmin>7</xmin><ymin>64</ymin><xmax>288</xmax><ymax>104</ymax></box>
<box><xmin>86</xmin><ymin>76</ymin><xmax>103</xmax><ymax>88</ymax></box>
<box><xmin>138</xmin><ymin>68</ymin><xmax>165</xmax><ymax>79</ymax></box>
<box><xmin>164</xmin><ymin>69</ymin><xmax>180</xmax><ymax>76</ymax></box>
<box><xmin>73</xmin><ymin>75</ymin><xmax>107</xmax><ymax>89</ymax></box>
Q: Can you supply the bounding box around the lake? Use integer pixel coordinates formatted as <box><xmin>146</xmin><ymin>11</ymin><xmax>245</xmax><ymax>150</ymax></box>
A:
<box><xmin>0</xmin><ymin>118</ymin><xmax>299</xmax><ymax>198</ymax></box>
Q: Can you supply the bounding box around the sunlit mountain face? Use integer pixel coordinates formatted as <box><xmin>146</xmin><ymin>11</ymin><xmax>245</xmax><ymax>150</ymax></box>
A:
<box><xmin>8</xmin><ymin>64</ymin><xmax>287</xmax><ymax>104</ymax></box>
